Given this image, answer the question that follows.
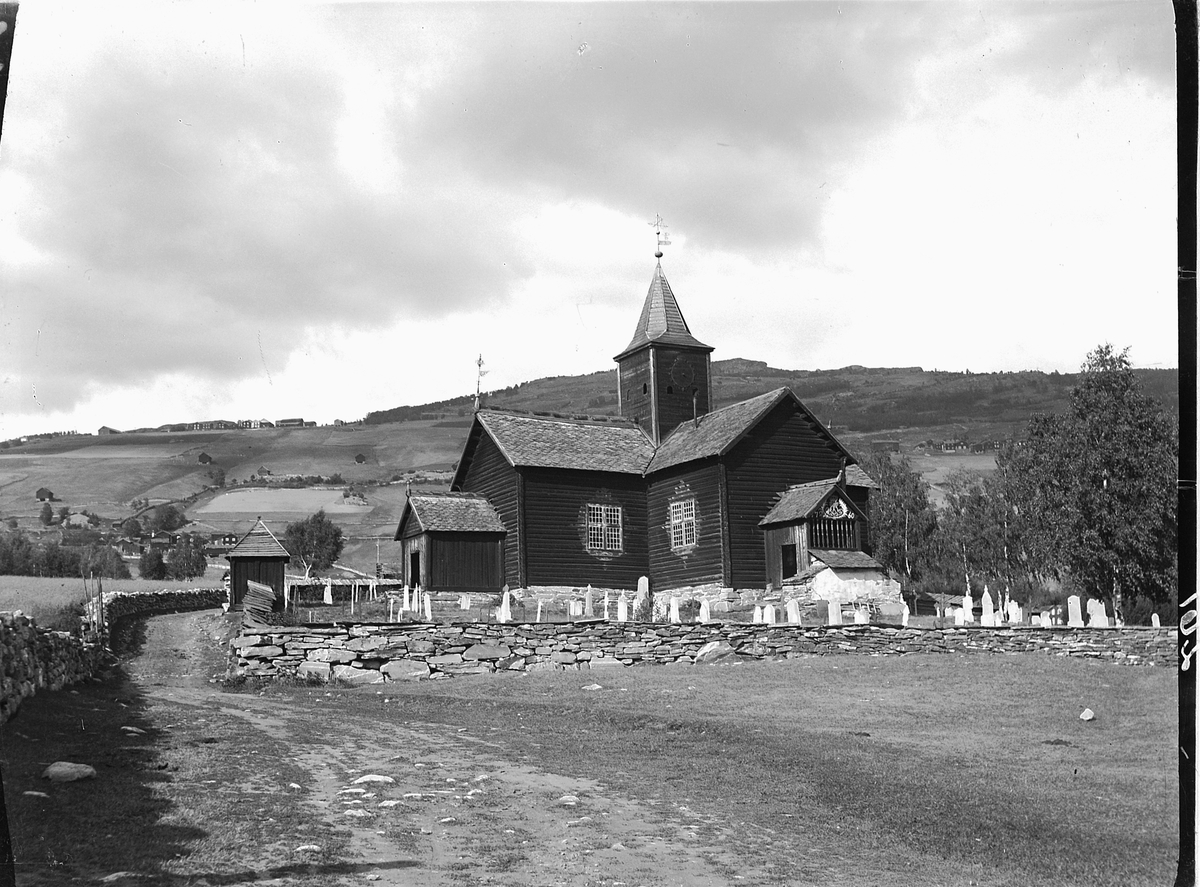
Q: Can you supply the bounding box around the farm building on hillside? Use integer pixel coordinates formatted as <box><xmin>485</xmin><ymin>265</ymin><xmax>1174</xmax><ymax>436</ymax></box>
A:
<box><xmin>434</xmin><ymin>258</ymin><xmax>894</xmax><ymax>610</ymax></box>
<box><xmin>394</xmin><ymin>493</ymin><xmax>507</xmax><ymax>593</ymax></box>
<box><xmin>225</xmin><ymin>518</ymin><xmax>290</xmax><ymax>610</ymax></box>
<box><xmin>34</xmin><ymin>487</ymin><xmax>54</xmax><ymax>502</ymax></box>
<box><xmin>197</xmin><ymin>452</ymin><xmax>213</xmax><ymax>464</ymax></box>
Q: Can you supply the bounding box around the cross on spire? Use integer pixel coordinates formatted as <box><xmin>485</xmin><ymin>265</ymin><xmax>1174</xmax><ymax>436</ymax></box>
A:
<box><xmin>648</xmin><ymin>214</ymin><xmax>671</xmax><ymax>259</ymax></box>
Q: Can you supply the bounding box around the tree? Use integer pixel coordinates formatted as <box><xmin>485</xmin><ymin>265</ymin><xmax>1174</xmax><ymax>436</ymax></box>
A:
<box><xmin>856</xmin><ymin>453</ymin><xmax>939</xmax><ymax>588</ymax></box>
<box><xmin>283</xmin><ymin>510</ymin><xmax>344</xmax><ymax>580</ymax></box>
<box><xmin>139</xmin><ymin>547</ymin><xmax>168</xmax><ymax>581</ymax></box>
<box><xmin>1002</xmin><ymin>345</ymin><xmax>1178</xmax><ymax>618</ymax></box>
<box><xmin>120</xmin><ymin>517</ymin><xmax>143</xmax><ymax>537</ymax></box>
<box><xmin>57</xmin><ymin>506</ymin><xmax>70</xmax><ymax>523</ymax></box>
<box><xmin>166</xmin><ymin>534</ymin><xmax>207</xmax><ymax>581</ymax></box>
<box><xmin>146</xmin><ymin>504</ymin><xmax>187</xmax><ymax>534</ymax></box>
<box><xmin>38</xmin><ymin>503</ymin><xmax>52</xmax><ymax>526</ymax></box>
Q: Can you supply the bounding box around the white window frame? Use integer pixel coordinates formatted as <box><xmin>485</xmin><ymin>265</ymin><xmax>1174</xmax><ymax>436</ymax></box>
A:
<box><xmin>669</xmin><ymin>498</ymin><xmax>697</xmax><ymax>550</ymax></box>
<box><xmin>586</xmin><ymin>503</ymin><xmax>623</xmax><ymax>552</ymax></box>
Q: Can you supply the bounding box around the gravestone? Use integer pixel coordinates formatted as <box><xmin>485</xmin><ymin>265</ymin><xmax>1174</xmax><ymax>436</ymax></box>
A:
<box><xmin>617</xmin><ymin>593</ymin><xmax>629</xmax><ymax>622</ymax></box>
<box><xmin>1040</xmin><ymin>610</ymin><xmax>1052</xmax><ymax>628</ymax></box>
<box><xmin>962</xmin><ymin>593</ymin><xmax>974</xmax><ymax>623</ymax></box>
<box><xmin>536</xmin><ymin>598</ymin><xmax>544</xmax><ymax>623</ymax></box>
<box><xmin>1151</xmin><ymin>612</ymin><xmax>1161</xmax><ymax>628</ymax></box>
<box><xmin>1088</xmin><ymin>600</ymin><xmax>1109</xmax><ymax>628</ymax></box>
<box><xmin>953</xmin><ymin>607</ymin><xmax>965</xmax><ymax>626</ymax></box>
<box><xmin>752</xmin><ymin>605</ymin><xmax>763</xmax><ymax>624</ymax></box>
<box><xmin>423</xmin><ymin>592</ymin><xmax>433</xmax><ymax>621</ymax></box>
<box><xmin>1007</xmin><ymin>601</ymin><xmax>1022</xmax><ymax>624</ymax></box>
<box><xmin>585</xmin><ymin>585</ymin><xmax>594</xmax><ymax>617</ymax></box>
<box><xmin>669</xmin><ymin>597</ymin><xmax>681</xmax><ymax>623</ymax></box>
<box><xmin>498</xmin><ymin>590</ymin><xmax>512</xmax><ymax>624</ymax></box>
<box><xmin>762</xmin><ymin>603</ymin><xmax>776</xmax><ymax>624</ymax></box>
<box><xmin>853</xmin><ymin>607</ymin><xmax>869</xmax><ymax>625</ymax></box>
<box><xmin>980</xmin><ymin>589</ymin><xmax>995</xmax><ymax>627</ymax></box>
<box><xmin>827</xmin><ymin>601</ymin><xmax>842</xmax><ymax>626</ymax></box>
<box><xmin>604</xmin><ymin>590</ymin><xmax>611</xmax><ymax>621</ymax></box>
<box><xmin>786</xmin><ymin>599</ymin><xmax>801</xmax><ymax>624</ymax></box>
<box><xmin>324</xmin><ymin>579</ymin><xmax>334</xmax><ymax>606</ymax></box>
<box><xmin>402</xmin><ymin>585</ymin><xmax>410</xmax><ymax>611</ymax></box>
<box><xmin>636</xmin><ymin>576</ymin><xmax>650</xmax><ymax>604</ymax></box>
<box><xmin>901</xmin><ymin>603</ymin><xmax>910</xmax><ymax>627</ymax></box>
<box><xmin>699</xmin><ymin>599</ymin><xmax>712</xmax><ymax>623</ymax></box>
<box><xmin>459</xmin><ymin>594</ymin><xmax>471</xmax><ymax>611</ymax></box>
<box><xmin>1067</xmin><ymin>595</ymin><xmax>1084</xmax><ymax>627</ymax></box>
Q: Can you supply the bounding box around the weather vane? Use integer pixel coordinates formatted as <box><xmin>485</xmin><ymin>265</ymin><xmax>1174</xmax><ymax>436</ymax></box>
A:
<box><xmin>648</xmin><ymin>214</ymin><xmax>671</xmax><ymax>259</ymax></box>
<box><xmin>474</xmin><ymin>354</ymin><xmax>488</xmax><ymax>412</ymax></box>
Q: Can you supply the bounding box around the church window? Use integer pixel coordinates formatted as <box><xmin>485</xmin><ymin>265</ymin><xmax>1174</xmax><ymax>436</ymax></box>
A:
<box><xmin>669</xmin><ymin>498</ymin><xmax>697</xmax><ymax>549</ymax></box>
<box><xmin>586</xmin><ymin>504</ymin><xmax>623</xmax><ymax>552</ymax></box>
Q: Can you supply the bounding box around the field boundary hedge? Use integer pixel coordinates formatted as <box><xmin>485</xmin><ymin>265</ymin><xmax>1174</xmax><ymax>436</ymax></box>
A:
<box><xmin>0</xmin><ymin>588</ymin><xmax>226</xmax><ymax>725</ymax></box>
<box><xmin>231</xmin><ymin>620</ymin><xmax>1176</xmax><ymax>683</ymax></box>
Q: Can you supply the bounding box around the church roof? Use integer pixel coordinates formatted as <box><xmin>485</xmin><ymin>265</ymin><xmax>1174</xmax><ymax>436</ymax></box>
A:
<box><xmin>227</xmin><ymin>518</ymin><xmax>290</xmax><ymax>559</ymax></box>
<box><xmin>614</xmin><ymin>263</ymin><xmax>713</xmax><ymax>360</ymax></box>
<box><xmin>395</xmin><ymin>493</ymin><xmax>506</xmax><ymax>538</ymax></box>
<box><xmin>475</xmin><ymin>410</ymin><xmax>656</xmax><ymax>475</ymax></box>
<box><xmin>844</xmin><ymin>464</ymin><xmax>879</xmax><ymax>489</ymax></box>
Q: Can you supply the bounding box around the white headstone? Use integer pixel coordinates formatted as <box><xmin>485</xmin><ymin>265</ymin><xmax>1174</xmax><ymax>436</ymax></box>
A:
<box><xmin>1152</xmin><ymin>613</ymin><xmax>1161</xmax><ymax>628</ymax></box>
<box><xmin>498</xmin><ymin>590</ymin><xmax>512</xmax><ymax>624</ymax></box>
<box><xmin>962</xmin><ymin>593</ymin><xmax>974</xmax><ymax>623</ymax></box>
<box><xmin>752</xmin><ymin>605</ymin><xmax>763</xmax><ymax>624</ymax></box>
<box><xmin>1088</xmin><ymin>600</ymin><xmax>1109</xmax><ymax>628</ymax></box>
<box><xmin>699</xmin><ymin>599</ymin><xmax>712</xmax><ymax>623</ymax></box>
<box><xmin>637</xmin><ymin>576</ymin><xmax>650</xmax><ymax>602</ymax></box>
<box><xmin>1067</xmin><ymin>595</ymin><xmax>1084</xmax><ymax>627</ymax></box>
<box><xmin>762</xmin><ymin>603</ymin><xmax>776</xmax><ymax>624</ymax></box>
<box><xmin>604</xmin><ymin>590</ymin><xmax>611</xmax><ymax>621</ymax></box>
<box><xmin>536</xmin><ymin>598</ymin><xmax>544</xmax><ymax>623</ymax></box>
<box><xmin>853</xmin><ymin>607</ymin><xmax>869</xmax><ymax>624</ymax></box>
<box><xmin>980</xmin><ymin>589</ymin><xmax>995</xmax><ymax>627</ymax></box>
<box><xmin>827</xmin><ymin>601</ymin><xmax>842</xmax><ymax>626</ymax></box>
<box><xmin>617</xmin><ymin>593</ymin><xmax>629</xmax><ymax>622</ymax></box>
<box><xmin>953</xmin><ymin>607</ymin><xmax>965</xmax><ymax>626</ymax></box>
<box><xmin>585</xmin><ymin>585</ymin><xmax>594</xmax><ymax>616</ymax></box>
<box><xmin>459</xmin><ymin>594</ymin><xmax>471</xmax><ymax>610</ymax></box>
<box><xmin>324</xmin><ymin>579</ymin><xmax>334</xmax><ymax>606</ymax></box>
<box><xmin>1006</xmin><ymin>601</ymin><xmax>1022</xmax><ymax>624</ymax></box>
<box><xmin>423</xmin><ymin>592</ymin><xmax>432</xmax><ymax>621</ymax></box>
<box><xmin>669</xmin><ymin>597</ymin><xmax>681</xmax><ymax>623</ymax></box>
<box><xmin>402</xmin><ymin>585</ymin><xmax>410</xmax><ymax>611</ymax></box>
<box><xmin>786</xmin><ymin>599</ymin><xmax>801</xmax><ymax>624</ymax></box>
<box><xmin>901</xmin><ymin>603</ymin><xmax>910</xmax><ymax>627</ymax></box>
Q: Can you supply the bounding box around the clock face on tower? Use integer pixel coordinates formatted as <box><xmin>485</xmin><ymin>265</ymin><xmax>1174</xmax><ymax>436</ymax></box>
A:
<box><xmin>670</xmin><ymin>356</ymin><xmax>695</xmax><ymax>388</ymax></box>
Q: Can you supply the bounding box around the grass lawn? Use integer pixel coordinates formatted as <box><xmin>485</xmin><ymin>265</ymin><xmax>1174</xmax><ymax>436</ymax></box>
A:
<box><xmin>0</xmin><ymin>575</ymin><xmax>223</xmax><ymax>625</ymax></box>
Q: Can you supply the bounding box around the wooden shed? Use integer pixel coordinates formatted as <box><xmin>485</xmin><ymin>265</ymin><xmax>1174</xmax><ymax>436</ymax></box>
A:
<box><xmin>758</xmin><ymin>480</ymin><xmax>870</xmax><ymax>589</ymax></box>
<box><xmin>225</xmin><ymin>518</ymin><xmax>290</xmax><ymax>610</ymax></box>
<box><xmin>393</xmin><ymin>493</ymin><xmax>506</xmax><ymax>592</ymax></box>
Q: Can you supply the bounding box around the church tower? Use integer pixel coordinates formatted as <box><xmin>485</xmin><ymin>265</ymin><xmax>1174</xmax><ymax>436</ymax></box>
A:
<box><xmin>614</xmin><ymin>261</ymin><xmax>714</xmax><ymax>444</ymax></box>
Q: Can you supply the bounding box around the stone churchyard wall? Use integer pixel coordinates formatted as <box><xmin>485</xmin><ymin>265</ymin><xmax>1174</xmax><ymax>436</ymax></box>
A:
<box><xmin>231</xmin><ymin>620</ymin><xmax>1176</xmax><ymax>683</ymax></box>
<box><xmin>0</xmin><ymin>587</ymin><xmax>227</xmax><ymax>726</ymax></box>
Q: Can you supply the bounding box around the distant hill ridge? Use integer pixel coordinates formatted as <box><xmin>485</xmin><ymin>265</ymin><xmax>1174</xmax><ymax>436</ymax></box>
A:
<box><xmin>365</xmin><ymin>359</ymin><xmax>1179</xmax><ymax>441</ymax></box>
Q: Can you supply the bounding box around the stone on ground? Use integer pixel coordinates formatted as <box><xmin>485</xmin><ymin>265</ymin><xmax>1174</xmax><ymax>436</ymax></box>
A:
<box><xmin>43</xmin><ymin>762</ymin><xmax>96</xmax><ymax>782</ymax></box>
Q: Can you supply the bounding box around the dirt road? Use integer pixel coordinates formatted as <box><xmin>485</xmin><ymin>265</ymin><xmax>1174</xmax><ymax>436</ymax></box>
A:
<box><xmin>5</xmin><ymin>611</ymin><xmax>777</xmax><ymax>886</ymax></box>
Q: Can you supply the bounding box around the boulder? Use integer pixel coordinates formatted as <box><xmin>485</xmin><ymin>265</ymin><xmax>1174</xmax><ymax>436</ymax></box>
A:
<box><xmin>381</xmin><ymin>659</ymin><xmax>431</xmax><ymax>681</ymax></box>
<box><xmin>310</xmin><ymin>648</ymin><xmax>358</xmax><ymax>664</ymax></box>
<box><xmin>694</xmin><ymin>640</ymin><xmax>735</xmax><ymax>663</ymax></box>
<box><xmin>332</xmin><ymin>665</ymin><xmax>383</xmax><ymax>685</ymax></box>
<box><xmin>43</xmin><ymin>762</ymin><xmax>96</xmax><ymax>782</ymax></box>
<box><xmin>427</xmin><ymin>653</ymin><xmax>464</xmax><ymax>667</ymax></box>
<box><xmin>297</xmin><ymin>661</ymin><xmax>331</xmax><ymax>682</ymax></box>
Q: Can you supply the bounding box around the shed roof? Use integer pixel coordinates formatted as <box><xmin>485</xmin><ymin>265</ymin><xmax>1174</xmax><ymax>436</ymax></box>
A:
<box><xmin>809</xmin><ymin>549</ymin><xmax>883</xmax><ymax>570</ymax></box>
<box><xmin>473</xmin><ymin>410</ymin><xmax>655</xmax><ymax>475</ymax></box>
<box><xmin>395</xmin><ymin>493</ymin><xmax>507</xmax><ymax>539</ymax></box>
<box><xmin>227</xmin><ymin>518</ymin><xmax>291</xmax><ymax>559</ymax></box>
<box><xmin>759</xmin><ymin>480</ymin><xmax>868</xmax><ymax>527</ymax></box>
<box><xmin>614</xmin><ymin>263</ymin><xmax>713</xmax><ymax>360</ymax></box>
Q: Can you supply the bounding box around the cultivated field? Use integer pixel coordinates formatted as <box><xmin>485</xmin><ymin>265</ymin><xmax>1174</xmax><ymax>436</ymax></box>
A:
<box><xmin>3</xmin><ymin>612</ymin><xmax>1178</xmax><ymax>886</ymax></box>
<box><xmin>0</xmin><ymin>572</ymin><xmax>224</xmax><ymax>625</ymax></box>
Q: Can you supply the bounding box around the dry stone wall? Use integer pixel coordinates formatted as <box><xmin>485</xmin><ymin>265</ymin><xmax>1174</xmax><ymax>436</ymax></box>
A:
<box><xmin>1</xmin><ymin>587</ymin><xmax>227</xmax><ymax>726</ymax></box>
<box><xmin>232</xmin><ymin>620</ymin><xmax>1176</xmax><ymax>682</ymax></box>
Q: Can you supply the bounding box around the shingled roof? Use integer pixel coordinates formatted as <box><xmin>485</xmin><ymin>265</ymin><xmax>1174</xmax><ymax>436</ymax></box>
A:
<box><xmin>474</xmin><ymin>411</ymin><xmax>655</xmax><ymax>474</ymax></box>
<box><xmin>614</xmin><ymin>263</ymin><xmax>713</xmax><ymax>360</ymax></box>
<box><xmin>759</xmin><ymin>480</ymin><xmax>868</xmax><ymax>527</ymax></box>
<box><xmin>809</xmin><ymin>549</ymin><xmax>883</xmax><ymax>570</ymax></box>
<box><xmin>844</xmin><ymin>464</ymin><xmax>879</xmax><ymax>489</ymax></box>
<box><xmin>227</xmin><ymin>518</ymin><xmax>290</xmax><ymax>559</ymax></box>
<box><xmin>396</xmin><ymin>493</ymin><xmax>506</xmax><ymax>538</ymax></box>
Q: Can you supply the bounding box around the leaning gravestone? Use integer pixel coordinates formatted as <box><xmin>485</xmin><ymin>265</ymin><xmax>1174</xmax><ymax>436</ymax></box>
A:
<box><xmin>1067</xmin><ymin>595</ymin><xmax>1084</xmax><ymax>627</ymax></box>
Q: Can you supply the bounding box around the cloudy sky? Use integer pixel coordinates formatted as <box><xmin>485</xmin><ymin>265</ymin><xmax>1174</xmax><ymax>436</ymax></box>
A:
<box><xmin>0</xmin><ymin>1</ymin><xmax>1177</xmax><ymax>439</ymax></box>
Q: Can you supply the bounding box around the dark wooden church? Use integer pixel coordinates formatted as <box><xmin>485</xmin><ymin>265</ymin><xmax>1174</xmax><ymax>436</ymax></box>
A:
<box><xmin>406</xmin><ymin>260</ymin><xmax>879</xmax><ymax>596</ymax></box>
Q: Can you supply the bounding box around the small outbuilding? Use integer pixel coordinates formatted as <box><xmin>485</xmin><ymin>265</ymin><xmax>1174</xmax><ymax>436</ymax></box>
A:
<box><xmin>225</xmin><ymin>518</ymin><xmax>291</xmax><ymax>610</ymax></box>
<box><xmin>197</xmin><ymin>452</ymin><xmax>213</xmax><ymax>464</ymax></box>
<box><xmin>35</xmin><ymin>488</ymin><xmax>54</xmax><ymax>502</ymax></box>
<box><xmin>394</xmin><ymin>492</ymin><xmax>506</xmax><ymax>592</ymax></box>
<box><xmin>354</xmin><ymin>453</ymin><xmax>367</xmax><ymax>464</ymax></box>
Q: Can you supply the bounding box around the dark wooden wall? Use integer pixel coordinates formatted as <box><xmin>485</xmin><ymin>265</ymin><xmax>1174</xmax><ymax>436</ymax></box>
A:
<box><xmin>652</xmin><ymin>346</ymin><xmax>711</xmax><ymax>442</ymax></box>
<box><xmin>457</xmin><ymin>429</ymin><xmax>522</xmax><ymax>585</ymax></box>
<box><xmin>724</xmin><ymin>401</ymin><xmax>847</xmax><ymax>589</ymax></box>
<box><xmin>428</xmin><ymin>532</ymin><xmax>505</xmax><ymax>591</ymax></box>
<box><xmin>230</xmin><ymin>557</ymin><xmax>287</xmax><ymax>608</ymax></box>
<box><xmin>763</xmin><ymin>523</ymin><xmax>806</xmax><ymax>589</ymax></box>
<box><xmin>520</xmin><ymin>468</ymin><xmax>648</xmax><ymax>589</ymax></box>
<box><xmin>646</xmin><ymin>461</ymin><xmax>725</xmax><ymax>591</ymax></box>
<box><xmin>617</xmin><ymin>351</ymin><xmax>654</xmax><ymax>436</ymax></box>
